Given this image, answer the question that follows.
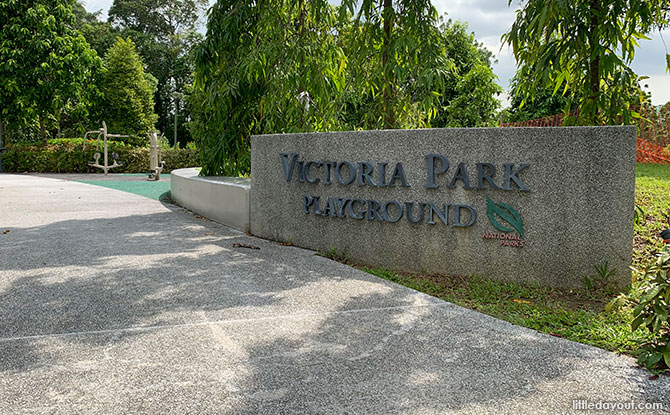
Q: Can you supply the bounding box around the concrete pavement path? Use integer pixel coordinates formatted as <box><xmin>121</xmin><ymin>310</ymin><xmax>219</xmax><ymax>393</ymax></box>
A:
<box><xmin>0</xmin><ymin>174</ymin><xmax>668</xmax><ymax>414</ymax></box>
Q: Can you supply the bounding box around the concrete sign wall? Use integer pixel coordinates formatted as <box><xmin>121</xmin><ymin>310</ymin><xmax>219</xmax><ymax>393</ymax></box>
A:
<box><xmin>251</xmin><ymin>127</ymin><xmax>637</xmax><ymax>288</ymax></box>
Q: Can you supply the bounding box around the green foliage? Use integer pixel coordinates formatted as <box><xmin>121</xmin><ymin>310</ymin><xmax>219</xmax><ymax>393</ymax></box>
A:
<box><xmin>108</xmin><ymin>0</ymin><xmax>207</xmax><ymax>144</ymax></box>
<box><xmin>431</xmin><ymin>19</ymin><xmax>501</xmax><ymax>127</ymax></box>
<box><xmin>109</xmin><ymin>0</ymin><xmax>207</xmax><ymax>38</ymax></box>
<box><xmin>503</xmin><ymin>68</ymin><xmax>580</xmax><ymax>123</ymax></box>
<box><xmin>338</xmin><ymin>0</ymin><xmax>451</xmax><ymax>129</ymax></box>
<box><xmin>192</xmin><ymin>1</ymin><xmax>501</xmax><ymax>175</ymax></box>
<box><xmin>1</xmin><ymin>118</ymin><xmax>42</xmax><ymax>144</ymax></box>
<box><xmin>320</xmin><ymin>246</ymin><xmax>349</xmax><ymax>262</ymax></box>
<box><xmin>634</xmin><ymin>204</ymin><xmax>646</xmax><ymax>226</ymax></box>
<box><xmin>502</xmin><ymin>0</ymin><xmax>669</xmax><ymax>125</ymax></box>
<box><xmin>73</xmin><ymin>2</ymin><xmax>119</xmax><ymax>58</ymax></box>
<box><xmin>191</xmin><ymin>0</ymin><xmax>346</xmax><ymax>176</ymax></box>
<box><xmin>631</xmin><ymin>245</ymin><xmax>670</xmax><ymax>372</ymax></box>
<box><xmin>583</xmin><ymin>261</ymin><xmax>617</xmax><ymax>295</ymax></box>
<box><xmin>96</xmin><ymin>38</ymin><xmax>158</xmax><ymax>140</ymax></box>
<box><xmin>2</xmin><ymin>138</ymin><xmax>198</xmax><ymax>173</ymax></box>
<box><xmin>0</xmin><ymin>0</ymin><xmax>101</xmax><ymax>144</ymax></box>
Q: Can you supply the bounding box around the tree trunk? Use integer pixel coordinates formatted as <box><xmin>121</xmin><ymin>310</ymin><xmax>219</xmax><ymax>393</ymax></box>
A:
<box><xmin>297</xmin><ymin>0</ymin><xmax>307</xmax><ymax>128</ymax></box>
<box><xmin>298</xmin><ymin>0</ymin><xmax>306</xmax><ymax>78</ymax></box>
<box><xmin>39</xmin><ymin>113</ymin><xmax>47</xmax><ymax>146</ymax></box>
<box><xmin>382</xmin><ymin>0</ymin><xmax>395</xmax><ymax>129</ymax></box>
<box><xmin>588</xmin><ymin>0</ymin><xmax>601</xmax><ymax>124</ymax></box>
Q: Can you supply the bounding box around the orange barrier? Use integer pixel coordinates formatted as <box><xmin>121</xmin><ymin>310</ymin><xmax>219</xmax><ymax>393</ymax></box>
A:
<box><xmin>501</xmin><ymin>113</ymin><xmax>565</xmax><ymax>128</ymax></box>
<box><xmin>637</xmin><ymin>138</ymin><xmax>670</xmax><ymax>164</ymax></box>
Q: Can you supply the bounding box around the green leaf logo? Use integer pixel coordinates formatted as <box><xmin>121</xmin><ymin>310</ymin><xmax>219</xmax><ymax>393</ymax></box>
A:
<box><xmin>486</xmin><ymin>196</ymin><xmax>524</xmax><ymax>238</ymax></box>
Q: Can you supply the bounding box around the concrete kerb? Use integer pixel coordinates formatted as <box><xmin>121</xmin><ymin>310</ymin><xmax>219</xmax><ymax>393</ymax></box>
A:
<box><xmin>170</xmin><ymin>167</ymin><xmax>250</xmax><ymax>232</ymax></box>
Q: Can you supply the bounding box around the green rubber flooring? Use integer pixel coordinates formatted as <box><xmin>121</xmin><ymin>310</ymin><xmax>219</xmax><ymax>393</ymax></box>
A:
<box><xmin>75</xmin><ymin>175</ymin><xmax>171</xmax><ymax>201</ymax></box>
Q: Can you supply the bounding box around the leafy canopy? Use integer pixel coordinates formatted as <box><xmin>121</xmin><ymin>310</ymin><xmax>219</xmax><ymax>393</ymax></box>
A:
<box><xmin>191</xmin><ymin>0</ymin><xmax>345</xmax><ymax>175</ymax></box>
<box><xmin>503</xmin><ymin>0</ymin><xmax>670</xmax><ymax>125</ymax></box>
<box><xmin>0</xmin><ymin>0</ymin><xmax>100</xmax><ymax>143</ymax></box>
<box><xmin>432</xmin><ymin>19</ymin><xmax>501</xmax><ymax>127</ymax></box>
<box><xmin>503</xmin><ymin>66</ymin><xmax>580</xmax><ymax>123</ymax></box>
<box><xmin>338</xmin><ymin>0</ymin><xmax>451</xmax><ymax>129</ymax></box>
<box><xmin>191</xmin><ymin>0</ymin><xmax>503</xmax><ymax>176</ymax></box>
<box><xmin>109</xmin><ymin>0</ymin><xmax>208</xmax><ymax>38</ymax></box>
<box><xmin>73</xmin><ymin>2</ymin><xmax>119</xmax><ymax>58</ymax></box>
<box><xmin>108</xmin><ymin>0</ymin><xmax>208</xmax><ymax>143</ymax></box>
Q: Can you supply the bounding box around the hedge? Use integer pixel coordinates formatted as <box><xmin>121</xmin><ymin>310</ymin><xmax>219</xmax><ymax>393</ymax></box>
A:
<box><xmin>1</xmin><ymin>139</ymin><xmax>199</xmax><ymax>174</ymax></box>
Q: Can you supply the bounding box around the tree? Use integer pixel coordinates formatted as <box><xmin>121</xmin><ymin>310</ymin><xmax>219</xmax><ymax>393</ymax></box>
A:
<box><xmin>0</xmin><ymin>0</ymin><xmax>100</xmax><ymax>144</ymax></box>
<box><xmin>73</xmin><ymin>1</ymin><xmax>119</xmax><ymax>58</ymax></box>
<box><xmin>338</xmin><ymin>0</ymin><xmax>451</xmax><ymax>129</ymax></box>
<box><xmin>191</xmin><ymin>1</ymin><xmax>504</xmax><ymax>175</ymax></box>
<box><xmin>503</xmin><ymin>66</ymin><xmax>580</xmax><ymax>123</ymax></box>
<box><xmin>96</xmin><ymin>38</ymin><xmax>158</xmax><ymax>140</ymax></box>
<box><xmin>108</xmin><ymin>0</ymin><xmax>207</xmax><ymax>144</ymax></box>
<box><xmin>503</xmin><ymin>0</ymin><xmax>670</xmax><ymax>125</ymax></box>
<box><xmin>191</xmin><ymin>0</ymin><xmax>346</xmax><ymax>175</ymax></box>
<box><xmin>431</xmin><ymin>19</ymin><xmax>502</xmax><ymax>127</ymax></box>
<box><xmin>72</xmin><ymin>1</ymin><xmax>98</xmax><ymax>25</ymax></box>
<box><xmin>109</xmin><ymin>0</ymin><xmax>207</xmax><ymax>37</ymax></box>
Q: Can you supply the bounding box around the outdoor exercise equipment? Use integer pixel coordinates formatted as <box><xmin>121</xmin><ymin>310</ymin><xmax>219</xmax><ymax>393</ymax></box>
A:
<box><xmin>148</xmin><ymin>131</ymin><xmax>165</xmax><ymax>181</ymax></box>
<box><xmin>84</xmin><ymin>121</ymin><xmax>127</xmax><ymax>175</ymax></box>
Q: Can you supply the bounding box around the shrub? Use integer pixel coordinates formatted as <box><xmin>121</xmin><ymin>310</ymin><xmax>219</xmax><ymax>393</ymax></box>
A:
<box><xmin>1</xmin><ymin>139</ymin><xmax>199</xmax><ymax>174</ymax></box>
<box><xmin>631</xmin><ymin>244</ymin><xmax>670</xmax><ymax>372</ymax></box>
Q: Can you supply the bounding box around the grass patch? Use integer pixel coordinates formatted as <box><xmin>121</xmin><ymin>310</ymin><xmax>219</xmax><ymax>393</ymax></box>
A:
<box><xmin>634</xmin><ymin>164</ymin><xmax>670</xmax><ymax>267</ymax></box>
<box><xmin>329</xmin><ymin>164</ymin><xmax>670</xmax><ymax>357</ymax></box>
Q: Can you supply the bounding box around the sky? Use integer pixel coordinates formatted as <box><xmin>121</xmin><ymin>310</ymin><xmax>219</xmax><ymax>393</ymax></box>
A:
<box><xmin>83</xmin><ymin>0</ymin><xmax>670</xmax><ymax>106</ymax></box>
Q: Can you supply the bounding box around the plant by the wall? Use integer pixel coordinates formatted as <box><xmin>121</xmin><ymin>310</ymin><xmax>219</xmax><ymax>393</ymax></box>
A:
<box><xmin>631</xmin><ymin>243</ymin><xmax>670</xmax><ymax>372</ymax></box>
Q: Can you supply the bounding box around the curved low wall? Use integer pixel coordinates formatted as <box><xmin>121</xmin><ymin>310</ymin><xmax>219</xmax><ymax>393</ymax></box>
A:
<box><xmin>170</xmin><ymin>168</ymin><xmax>250</xmax><ymax>232</ymax></box>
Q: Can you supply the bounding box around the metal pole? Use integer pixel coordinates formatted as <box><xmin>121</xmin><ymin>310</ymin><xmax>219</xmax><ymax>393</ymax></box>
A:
<box><xmin>102</xmin><ymin>121</ymin><xmax>108</xmax><ymax>175</ymax></box>
<box><xmin>173</xmin><ymin>99</ymin><xmax>178</xmax><ymax>149</ymax></box>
